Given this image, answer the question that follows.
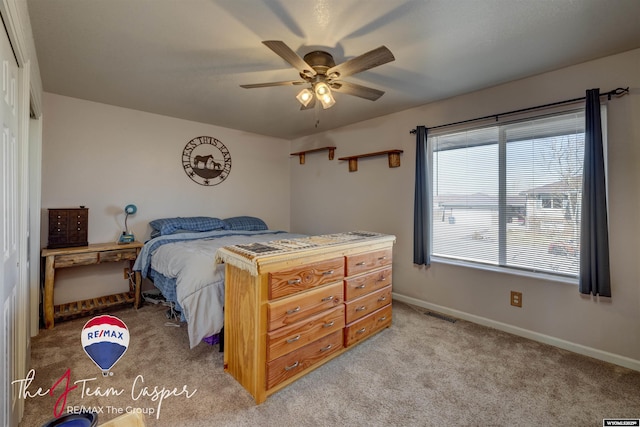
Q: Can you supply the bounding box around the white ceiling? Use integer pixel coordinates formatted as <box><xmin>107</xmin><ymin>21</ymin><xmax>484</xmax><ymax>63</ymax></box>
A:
<box><xmin>26</xmin><ymin>0</ymin><xmax>640</xmax><ymax>140</ymax></box>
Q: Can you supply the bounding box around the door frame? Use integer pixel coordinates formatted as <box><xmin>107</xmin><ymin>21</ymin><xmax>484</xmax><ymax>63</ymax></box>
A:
<box><xmin>0</xmin><ymin>1</ymin><xmax>43</xmax><ymax>425</ymax></box>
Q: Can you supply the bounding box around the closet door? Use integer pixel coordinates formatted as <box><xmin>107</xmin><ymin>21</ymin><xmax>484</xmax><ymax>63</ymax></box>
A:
<box><xmin>0</xmin><ymin>17</ymin><xmax>20</xmax><ymax>427</ymax></box>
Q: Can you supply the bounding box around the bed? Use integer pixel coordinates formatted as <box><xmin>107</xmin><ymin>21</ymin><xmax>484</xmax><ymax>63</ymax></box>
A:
<box><xmin>132</xmin><ymin>216</ymin><xmax>303</xmax><ymax>348</ymax></box>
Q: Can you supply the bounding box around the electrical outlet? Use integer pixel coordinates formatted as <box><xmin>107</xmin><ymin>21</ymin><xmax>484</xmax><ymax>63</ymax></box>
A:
<box><xmin>510</xmin><ymin>291</ymin><xmax>522</xmax><ymax>307</ymax></box>
<box><xmin>124</xmin><ymin>267</ymin><xmax>130</xmax><ymax>279</ymax></box>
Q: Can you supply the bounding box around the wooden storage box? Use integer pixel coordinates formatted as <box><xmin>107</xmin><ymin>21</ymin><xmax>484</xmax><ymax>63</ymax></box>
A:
<box><xmin>47</xmin><ymin>207</ymin><xmax>88</xmax><ymax>249</ymax></box>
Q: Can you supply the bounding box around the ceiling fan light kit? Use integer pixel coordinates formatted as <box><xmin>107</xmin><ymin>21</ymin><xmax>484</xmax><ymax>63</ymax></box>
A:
<box><xmin>318</xmin><ymin>92</ymin><xmax>335</xmax><ymax>109</ymax></box>
<box><xmin>241</xmin><ymin>40</ymin><xmax>395</xmax><ymax>110</ymax></box>
<box><xmin>296</xmin><ymin>88</ymin><xmax>314</xmax><ymax>107</ymax></box>
<box><xmin>313</xmin><ymin>82</ymin><xmax>335</xmax><ymax>109</ymax></box>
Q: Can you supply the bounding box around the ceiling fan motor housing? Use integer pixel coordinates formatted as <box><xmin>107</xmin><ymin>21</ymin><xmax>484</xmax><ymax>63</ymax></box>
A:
<box><xmin>301</xmin><ymin>51</ymin><xmax>337</xmax><ymax>79</ymax></box>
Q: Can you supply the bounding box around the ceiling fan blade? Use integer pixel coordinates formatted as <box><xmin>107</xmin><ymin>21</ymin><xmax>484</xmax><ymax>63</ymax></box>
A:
<box><xmin>327</xmin><ymin>46</ymin><xmax>395</xmax><ymax>79</ymax></box>
<box><xmin>240</xmin><ymin>80</ymin><xmax>306</xmax><ymax>89</ymax></box>
<box><xmin>331</xmin><ymin>81</ymin><xmax>385</xmax><ymax>101</ymax></box>
<box><xmin>262</xmin><ymin>40</ymin><xmax>317</xmax><ymax>77</ymax></box>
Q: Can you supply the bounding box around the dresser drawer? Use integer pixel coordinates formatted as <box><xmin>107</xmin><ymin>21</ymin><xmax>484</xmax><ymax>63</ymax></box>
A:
<box><xmin>54</xmin><ymin>252</ymin><xmax>98</xmax><ymax>268</ymax></box>
<box><xmin>267</xmin><ymin>305</ymin><xmax>344</xmax><ymax>362</ymax></box>
<box><xmin>268</xmin><ymin>282</ymin><xmax>343</xmax><ymax>331</ymax></box>
<box><xmin>344</xmin><ymin>266</ymin><xmax>392</xmax><ymax>301</ymax></box>
<box><xmin>269</xmin><ymin>257</ymin><xmax>344</xmax><ymax>300</ymax></box>
<box><xmin>345</xmin><ymin>248</ymin><xmax>392</xmax><ymax>276</ymax></box>
<box><xmin>47</xmin><ymin>235</ymin><xmax>69</xmax><ymax>248</ymax></box>
<box><xmin>344</xmin><ymin>304</ymin><xmax>392</xmax><ymax>347</ymax></box>
<box><xmin>344</xmin><ymin>285</ymin><xmax>392</xmax><ymax>324</ymax></box>
<box><xmin>266</xmin><ymin>330</ymin><xmax>343</xmax><ymax>390</ymax></box>
<box><xmin>68</xmin><ymin>214</ymin><xmax>88</xmax><ymax>236</ymax></box>
<box><xmin>100</xmin><ymin>249</ymin><xmax>138</xmax><ymax>263</ymax></box>
<box><xmin>49</xmin><ymin>210</ymin><xmax>69</xmax><ymax>233</ymax></box>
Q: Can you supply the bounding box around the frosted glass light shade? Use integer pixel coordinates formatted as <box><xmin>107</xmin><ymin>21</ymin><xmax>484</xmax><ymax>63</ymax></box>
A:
<box><xmin>296</xmin><ymin>88</ymin><xmax>314</xmax><ymax>107</ymax></box>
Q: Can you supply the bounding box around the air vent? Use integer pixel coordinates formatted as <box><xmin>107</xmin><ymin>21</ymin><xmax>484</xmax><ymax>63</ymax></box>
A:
<box><xmin>425</xmin><ymin>311</ymin><xmax>457</xmax><ymax>323</ymax></box>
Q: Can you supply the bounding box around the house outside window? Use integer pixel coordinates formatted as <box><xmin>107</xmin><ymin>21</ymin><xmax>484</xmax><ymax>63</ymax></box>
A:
<box><xmin>429</xmin><ymin>110</ymin><xmax>587</xmax><ymax>278</ymax></box>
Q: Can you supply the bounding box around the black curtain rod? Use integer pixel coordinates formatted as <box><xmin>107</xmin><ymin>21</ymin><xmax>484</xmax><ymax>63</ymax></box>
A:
<box><xmin>409</xmin><ymin>87</ymin><xmax>629</xmax><ymax>134</ymax></box>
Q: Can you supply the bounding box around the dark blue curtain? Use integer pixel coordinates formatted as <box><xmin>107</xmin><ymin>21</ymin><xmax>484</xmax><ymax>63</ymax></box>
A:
<box><xmin>413</xmin><ymin>126</ymin><xmax>431</xmax><ymax>265</ymax></box>
<box><xmin>579</xmin><ymin>89</ymin><xmax>611</xmax><ymax>297</ymax></box>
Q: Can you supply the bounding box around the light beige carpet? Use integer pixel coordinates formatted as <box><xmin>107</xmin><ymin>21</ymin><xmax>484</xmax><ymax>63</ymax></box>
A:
<box><xmin>19</xmin><ymin>301</ymin><xmax>640</xmax><ymax>427</ymax></box>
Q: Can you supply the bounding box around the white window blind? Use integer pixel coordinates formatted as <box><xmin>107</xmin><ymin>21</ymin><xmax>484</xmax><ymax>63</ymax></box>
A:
<box><xmin>430</xmin><ymin>110</ymin><xmax>585</xmax><ymax>277</ymax></box>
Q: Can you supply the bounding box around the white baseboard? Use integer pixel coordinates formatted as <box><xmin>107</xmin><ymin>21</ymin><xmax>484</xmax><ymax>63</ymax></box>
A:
<box><xmin>392</xmin><ymin>292</ymin><xmax>640</xmax><ymax>372</ymax></box>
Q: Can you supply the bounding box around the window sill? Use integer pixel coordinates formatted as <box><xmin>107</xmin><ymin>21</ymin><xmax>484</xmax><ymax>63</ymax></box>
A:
<box><xmin>431</xmin><ymin>256</ymin><xmax>579</xmax><ymax>286</ymax></box>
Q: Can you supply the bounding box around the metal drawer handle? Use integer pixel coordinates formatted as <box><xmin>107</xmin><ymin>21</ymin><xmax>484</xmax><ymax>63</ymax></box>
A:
<box><xmin>356</xmin><ymin>284</ymin><xmax>366</xmax><ymax>289</ymax></box>
<box><xmin>378</xmin><ymin>296</ymin><xmax>387</xmax><ymax>302</ymax></box>
<box><xmin>284</xmin><ymin>361</ymin><xmax>299</xmax><ymax>371</ymax></box>
<box><xmin>286</xmin><ymin>306</ymin><xmax>301</xmax><ymax>315</ymax></box>
<box><xmin>378</xmin><ymin>277</ymin><xmax>386</xmax><ymax>282</ymax></box>
<box><xmin>356</xmin><ymin>306</ymin><xmax>366</xmax><ymax>312</ymax></box>
<box><xmin>378</xmin><ymin>256</ymin><xmax>387</xmax><ymax>260</ymax></box>
<box><xmin>356</xmin><ymin>328</ymin><xmax>366</xmax><ymax>334</ymax></box>
<box><xmin>379</xmin><ymin>316</ymin><xmax>387</xmax><ymax>322</ymax></box>
<box><xmin>356</xmin><ymin>261</ymin><xmax>366</xmax><ymax>266</ymax></box>
<box><xmin>288</xmin><ymin>279</ymin><xmax>301</xmax><ymax>285</ymax></box>
<box><xmin>286</xmin><ymin>335</ymin><xmax>301</xmax><ymax>344</ymax></box>
<box><xmin>322</xmin><ymin>270</ymin><xmax>334</xmax><ymax>275</ymax></box>
<box><xmin>320</xmin><ymin>344</ymin><xmax>332</xmax><ymax>352</ymax></box>
<box><xmin>323</xmin><ymin>321</ymin><xmax>335</xmax><ymax>328</ymax></box>
<box><xmin>321</xmin><ymin>295</ymin><xmax>334</xmax><ymax>302</ymax></box>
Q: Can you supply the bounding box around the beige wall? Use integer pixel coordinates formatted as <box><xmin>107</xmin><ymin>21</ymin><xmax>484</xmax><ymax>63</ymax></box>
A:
<box><xmin>41</xmin><ymin>93</ymin><xmax>291</xmax><ymax>304</ymax></box>
<box><xmin>290</xmin><ymin>48</ymin><xmax>640</xmax><ymax>366</ymax></box>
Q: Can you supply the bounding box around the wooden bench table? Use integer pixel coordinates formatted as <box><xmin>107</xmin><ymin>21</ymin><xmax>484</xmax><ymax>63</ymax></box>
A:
<box><xmin>41</xmin><ymin>241</ymin><xmax>143</xmax><ymax>329</ymax></box>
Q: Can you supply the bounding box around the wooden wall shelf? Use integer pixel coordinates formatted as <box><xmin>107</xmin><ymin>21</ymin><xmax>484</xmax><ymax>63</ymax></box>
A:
<box><xmin>338</xmin><ymin>149</ymin><xmax>403</xmax><ymax>172</ymax></box>
<box><xmin>290</xmin><ymin>146</ymin><xmax>336</xmax><ymax>164</ymax></box>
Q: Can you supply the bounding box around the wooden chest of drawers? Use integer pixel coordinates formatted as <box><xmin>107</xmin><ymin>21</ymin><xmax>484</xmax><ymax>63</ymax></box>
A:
<box><xmin>47</xmin><ymin>207</ymin><xmax>88</xmax><ymax>249</ymax></box>
<box><xmin>221</xmin><ymin>232</ymin><xmax>395</xmax><ymax>404</ymax></box>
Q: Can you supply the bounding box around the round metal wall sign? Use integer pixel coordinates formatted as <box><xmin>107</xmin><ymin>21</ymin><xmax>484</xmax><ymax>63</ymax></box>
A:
<box><xmin>182</xmin><ymin>136</ymin><xmax>232</xmax><ymax>186</ymax></box>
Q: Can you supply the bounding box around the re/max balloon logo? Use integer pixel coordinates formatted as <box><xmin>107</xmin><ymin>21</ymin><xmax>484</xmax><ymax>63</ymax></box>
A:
<box><xmin>81</xmin><ymin>315</ymin><xmax>130</xmax><ymax>376</ymax></box>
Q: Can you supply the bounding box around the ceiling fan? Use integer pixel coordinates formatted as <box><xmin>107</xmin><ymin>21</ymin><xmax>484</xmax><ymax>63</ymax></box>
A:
<box><xmin>240</xmin><ymin>40</ymin><xmax>395</xmax><ymax>110</ymax></box>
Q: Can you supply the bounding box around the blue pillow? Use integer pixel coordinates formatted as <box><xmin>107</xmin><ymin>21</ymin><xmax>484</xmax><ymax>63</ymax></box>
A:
<box><xmin>223</xmin><ymin>216</ymin><xmax>268</xmax><ymax>231</ymax></box>
<box><xmin>150</xmin><ymin>228</ymin><xmax>209</xmax><ymax>239</ymax></box>
<box><xmin>149</xmin><ymin>217</ymin><xmax>226</xmax><ymax>236</ymax></box>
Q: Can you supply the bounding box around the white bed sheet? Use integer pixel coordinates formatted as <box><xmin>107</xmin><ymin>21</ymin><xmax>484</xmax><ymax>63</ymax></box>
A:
<box><xmin>148</xmin><ymin>232</ymin><xmax>303</xmax><ymax>348</ymax></box>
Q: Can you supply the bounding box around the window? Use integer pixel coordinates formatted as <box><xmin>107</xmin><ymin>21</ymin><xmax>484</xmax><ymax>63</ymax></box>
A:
<box><xmin>429</xmin><ymin>110</ymin><xmax>587</xmax><ymax>277</ymax></box>
<box><xmin>540</xmin><ymin>195</ymin><xmax>565</xmax><ymax>209</ymax></box>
